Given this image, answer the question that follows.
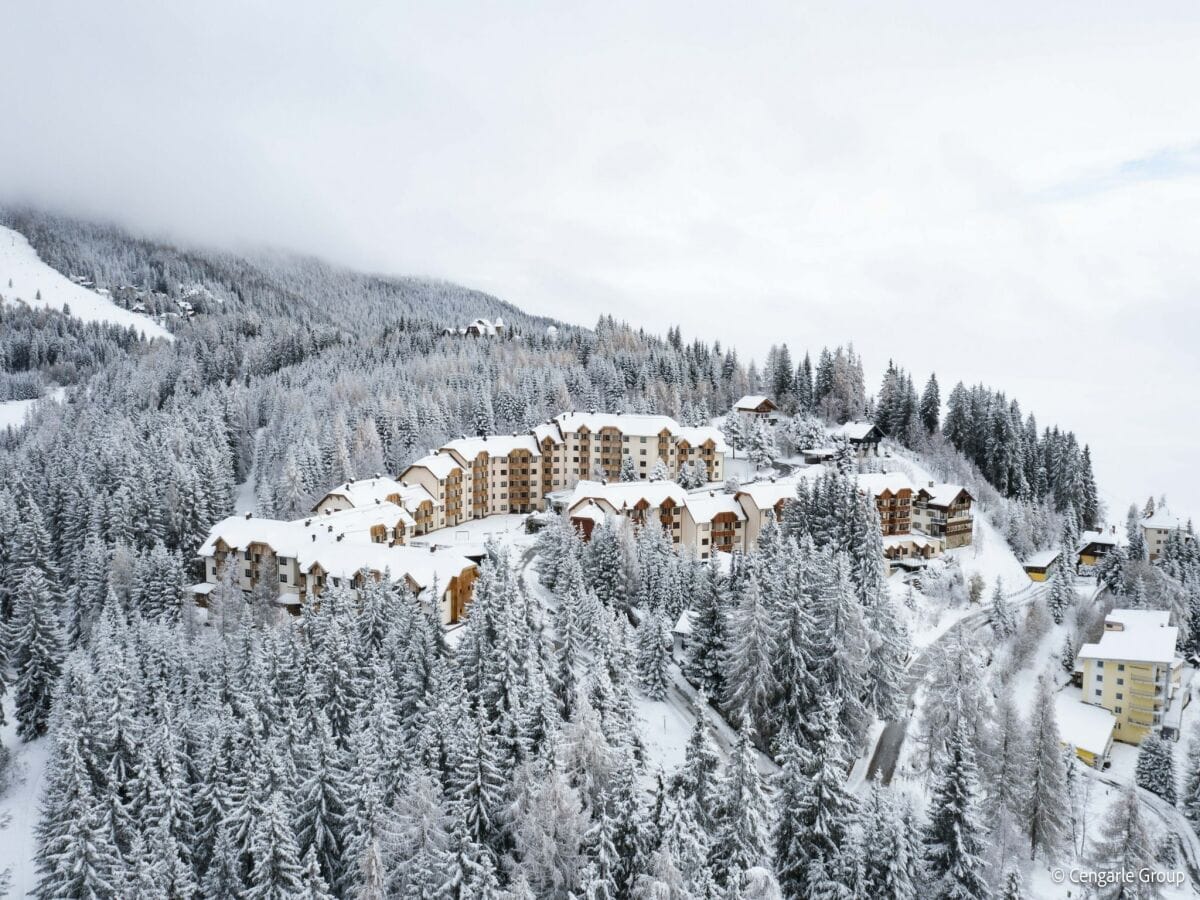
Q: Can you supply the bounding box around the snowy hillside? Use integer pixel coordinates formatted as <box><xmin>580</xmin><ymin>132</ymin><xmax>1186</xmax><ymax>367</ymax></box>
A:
<box><xmin>0</xmin><ymin>225</ymin><xmax>172</xmax><ymax>341</ymax></box>
<box><xmin>0</xmin><ymin>388</ymin><xmax>65</xmax><ymax>432</ymax></box>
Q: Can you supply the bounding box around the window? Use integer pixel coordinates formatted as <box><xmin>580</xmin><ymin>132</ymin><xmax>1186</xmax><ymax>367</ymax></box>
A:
<box><xmin>1116</xmin><ymin>692</ymin><xmax>1123</xmax><ymax>700</ymax></box>
<box><xmin>1095</xmin><ymin>675</ymin><xmax>1103</xmax><ymax>683</ymax></box>
<box><xmin>1095</xmin><ymin>688</ymin><xmax>1102</xmax><ymax>698</ymax></box>
<box><xmin>244</xmin><ymin>569</ymin><xmax>252</xmax><ymax>578</ymax></box>
<box><xmin>1118</xmin><ymin>663</ymin><xmax>1125</xmax><ymax>671</ymax></box>
<box><xmin>280</xmin><ymin>574</ymin><xmax>287</xmax><ymax>584</ymax></box>
<box><xmin>244</xmin><ymin>549</ymin><xmax>251</xmax><ymax>561</ymax></box>
<box><xmin>1096</xmin><ymin>661</ymin><xmax>1105</xmax><ymax>669</ymax></box>
<box><xmin>1117</xmin><ymin>678</ymin><xmax>1124</xmax><ymax>685</ymax></box>
<box><xmin>1115</xmin><ymin>706</ymin><xmax>1122</xmax><ymax>714</ymax></box>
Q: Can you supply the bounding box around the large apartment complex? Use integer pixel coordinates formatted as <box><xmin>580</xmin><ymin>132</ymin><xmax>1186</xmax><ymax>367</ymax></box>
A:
<box><xmin>562</xmin><ymin>467</ymin><xmax>973</xmax><ymax>565</ymax></box>
<box><xmin>1077</xmin><ymin>609</ymin><xmax>1184</xmax><ymax>745</ymax></box>
<box><xmin>399</xmin><ymin>412</ymin><xmax>728</xmax><ymax>528</ymax></box>
<box><xmin>195</xmin><ymin>504</ymin><xmax>478</xmax><ymax>625</ymax></box>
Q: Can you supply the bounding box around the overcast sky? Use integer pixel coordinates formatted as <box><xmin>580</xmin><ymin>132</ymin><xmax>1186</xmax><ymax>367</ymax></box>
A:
<box><xmin>3</xmin><ymin>1</ymin><xmax>1198</xmax><ymax>522</ymax></box>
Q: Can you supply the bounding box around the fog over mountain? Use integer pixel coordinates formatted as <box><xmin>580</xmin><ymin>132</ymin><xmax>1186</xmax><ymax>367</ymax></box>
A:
<box><xmin>3</xmin><ymin>1</ymin><xmax>1198</xmax><ymax>520</ymax></box>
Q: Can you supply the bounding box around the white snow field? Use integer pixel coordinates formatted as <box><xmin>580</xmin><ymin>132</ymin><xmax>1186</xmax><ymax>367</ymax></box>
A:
<box><xmin>0</xmin><ymin>697</ymin><xmax>51</xmax><ymax>898</ymax></box>
<box><xmin>0</xmin><ymin>388</ymin><xmax>66</xmax><ymax>432</ymax></box>
<box><xmin>0</xmin><ymin>225</ymin><xmax>173</xmax><ymax>341</ymax></box>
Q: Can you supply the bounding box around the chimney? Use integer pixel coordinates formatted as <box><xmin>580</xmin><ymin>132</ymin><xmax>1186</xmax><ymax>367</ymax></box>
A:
<box><xmin>429</xmin><ymin>545</ymin><xmax>437</xmax><ymax>553</ymax></box>
<box><xmin>304</xmin><ymin>519</ymin><xmax>311</xmax><ymax>526</ymax></box>
<box><xmin>337</xmin><ymin>534</ymin><xmax>344</xmax><ymax>542</ymax></box>
<box><xmin>311</xmin><ymin>534</ymin><xmax>317</xmax><ymax>542</ymax></box>
<box><xmin>375</xmin><ymin>498</ymin><xmax>381</xmax><ymax>504</ymax></box>
<box><xmin>348</xmin><ymin>477</ymin><xmax>355</xmax><ymax>484</ymax></box>
<box><xmin>929</xmin><ymin>481</ymin><xmax>934</xmax><ymax>488</ymax></box>
<box><xmin>374</xmin><ymin>472</ymin><xmax>381</xmax><ymax>479</ymax></box>
<box><xmin>244</xmin><ymin>511</ymin><xmax>252</xmax><ymax>519</ymax></box>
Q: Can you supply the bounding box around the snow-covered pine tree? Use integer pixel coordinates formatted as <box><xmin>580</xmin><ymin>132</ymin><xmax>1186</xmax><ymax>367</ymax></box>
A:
<box><xmin>920</xmin><ymin>373</ymin><xmax>940</xmax><ymax>434</ymax></box>
<box><xmin>1091</xmin><ymin>786</ymin><xmax>1157</xmax><ymax>892</ymax></box>
<box><xmin>635</xmin><ymin>609</ymin><xmax>671</xmax><ymax>700</ymax></box>
<box><xmin>721</xmin><ymin>572</ymin><xmax>776</xmax><ymax>736</ymax></box>
<box><xmin>13</xmin><ymin>569</ymin><xmax>66</xmax><ymax>740</ymax></box>
<box><xmin>922</xmin><ymin>715</ymin><xmax>991</xmax><ymax>900</ymax></box>
<box><xmin>1134</xmin><ymin>732</ymin><xmax>1178</xmax><ymax>804</ymax></box>
<box><xmin>1026</xmin><ymin>673</ymin><xmax>1069</xmax><ymax>860</ymax></box>
<box><xmin>619</xmin><ymin>454</ymin><xmax>638</xmax><ymax>482</ymax></box>
<box><xmin>711</xmin><ymin>724</ymin><xmax>770</xmax><ymax>888</ymax></box>
<box><xmin>989</xmin><ymin>577</ymin><xmax>1015</xmax><ymax>639</ymax></box>
<box><xmin>1046</xmin><ymin>560</ymin><xmax>1075</xmax><ymax>625</ymax></box>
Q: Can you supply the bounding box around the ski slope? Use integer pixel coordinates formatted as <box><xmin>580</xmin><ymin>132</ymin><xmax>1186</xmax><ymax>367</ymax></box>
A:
<box><xmin>0</xmin><ymin>225</ymin><xmax>172</xmax><ymax>341</ymax></box>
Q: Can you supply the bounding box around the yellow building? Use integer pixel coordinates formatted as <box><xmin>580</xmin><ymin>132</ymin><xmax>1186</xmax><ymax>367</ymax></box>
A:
<box><xmin>1055</xmin><ymin>695</ymin><xmax>1115</xmax><ymax>768</ymax></box>
<box><xmin>1077</xmin><ymin>610</ymin><xmax>1182</xmax><ymax>745</ymax></box>
<box><xmin>1023</xmin><ymin>549</ymin><xmax>1061</xmax><ymax>582</ymax></box>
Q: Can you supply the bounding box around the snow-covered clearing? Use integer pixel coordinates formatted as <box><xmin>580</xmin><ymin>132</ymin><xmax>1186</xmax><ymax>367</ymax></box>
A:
<box><xmin>0</xmin><ymin>697</ymin><xmax>50</xmax><ymax>898</ymax></box>
<box><xmin>0</xmin><ymin>225</ymin><xmax>172</xmax><ymax>341</ymax></box>
<box><xmin>0</xmin><ymin>388</ymin><xmax>66</xmax><ymax>433</ymax></box>
<box><xmin>416</xmin><ymin>513</ymin><xmax>537</xmax><ymax>559</ymax></box>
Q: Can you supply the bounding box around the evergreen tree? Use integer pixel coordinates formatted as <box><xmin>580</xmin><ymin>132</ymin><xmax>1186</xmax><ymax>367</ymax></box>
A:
<box><xmin>1026</xmin><ymin>674</ymin><xmax>1069</xmax><ymax>861</ymax></box>
<box><xmin>1135</xmin><ymin>733</ymin><xmax>1178</xmax><ymax>805</ymax></box>
<box><xmin>922</xmin><ymin>715</ymin><xmax>991</xmax><ymax>900</ymax></box>
<box><xmin>635</xmin><ymin>609</ymin><xmax>671</xmax><ymax>700</ymax></box>
<box><xmin>13</xmin><ymin>569</ymin><xmax>66</xmax><ymax>740</ymax></box>
<box><xmin>1091</xmin><ymin>786</ymin><xmax>1157</xmax><ymax>897</ymax></box>
<box><xmin>989</xmin><ymin>578</ymin><xmax>1015</xmax><ymax>639</ymax></box>
<box><xmin>711</xmin><ymin>725</ymin><xmax>770</xmax><ymax>887</ymax></box>
<box><xmin>920</xmin><ymin>373</ymin><xmax>941</xmax><ymax>434</ymax></box>
<box><xmin>722</xmin><ymin>573</ymin><xmax>775</xmax><ymax>735</ymax></box>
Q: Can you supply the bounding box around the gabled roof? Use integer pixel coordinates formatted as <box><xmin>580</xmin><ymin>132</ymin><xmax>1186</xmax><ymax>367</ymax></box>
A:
<box><xmin>1078</xmin><ymin>529</ymin><xmax>1121</xmax><ymax>551</ymax></box>
<box><xmin>678</xmin><ymin>426</ymin><xmax>729</xmax><ymax>454</ymax></box>
<box><xmin>534</xmin><ymin>422</ymin><xmax>565</xmax><ymax>445</ymax></box>
<box><xmin>734</xmin><ymin>395</ymin><xmax>776</xmax><ymax>412</ymax></box>
<box><xmin>567</xmin><ymin>479</ymin><xmax>688</xmax><ymax>512</ymax></box>
<box><xmin>1143</xmin><ymin>508</ymin><xmax>1184</xmax><ymax>531</ymax></box>
<box><xmin>855</xmin><ymin>472</ymin><xmax>915</xmax><ymax>497</ymax></box>
<box><xmin>917</xmin><ymin>483</ymin><xmax>972</xmax><ymax>507</ymax></box>
<box><xmin>830</xmin><ymin>420</ymin><xmax>884</xmax><ymax>442</ymax></box>
<box><xmin>199</xmin><ymin>515</ymin><xmax>309</xmax><ymax>559</ymax></box>
<box><xmin>402</xmin><ymin>453</ymin><xmax>464</xmax><ymax>480</ymax></box>
<box><xmin>302</xmin><ymin>543</ymin><xmax>475</xmax><ymax>589</ymax></box>
<box><xmin>442</xmin><ymin>434</ymin><xmax>541</xmax><ymax>462</ymax></box>
<box><xmin>554</xmin><ymin>412</ymin><xmax>680</xmax><ymax>437</ymax></box>
<box><xmin>318</xmin><ymin>475</ymin><xmax>406</xmax><ymax>508</ymax></box>
<box><xmin>308</xmin><ymin>502</ymin><xmax>415</xmax><ymax>533</ymax></box>
<box><xmin>685</xmin><ymin>491</ymin><xmax>747</xmax><ymax>523</ymax></box>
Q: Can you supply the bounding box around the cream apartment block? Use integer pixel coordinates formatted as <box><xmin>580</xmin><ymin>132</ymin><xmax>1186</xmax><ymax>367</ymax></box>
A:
<box><xmin>1142</xmin><ymin>508</ymin><xmax>1185</xmax><ymax>561</ymax></box>
<box><xmin>195</xmin><ymin>507</ymin><xmax>478</xmax><ymax>624</ymax></box>
<box><xmin>398</xmin><ymin>412</ymin><xmax>728</xmax><ymax>526</ymax></box>
<box><xmin>1077</xmin><ymin>609</ymin><xmax>1183</xmax><ymax>745</ymax></box>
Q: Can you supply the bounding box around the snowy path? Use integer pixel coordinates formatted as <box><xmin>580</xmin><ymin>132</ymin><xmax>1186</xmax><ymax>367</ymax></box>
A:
<box><xmin>0</xmin><ymin>698</ymin><xmax>51</xmax><ymax>898</ymax></box>
<box><xmin>864</xmin><ymin>579</ymin><xmax>1047</xmax><ymax>785</ymax></box>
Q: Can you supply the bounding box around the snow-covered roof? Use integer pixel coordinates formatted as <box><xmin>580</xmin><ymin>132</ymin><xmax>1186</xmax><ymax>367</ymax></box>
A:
<box><xmin>190</xmin><ymin>582</ymin><xmax>214</xmax><ymax>595</ymax></box>
<box><xmin>533</xmin><ymin>422</ymin><xmax>565</xmax><ymax>445</ymax></box>
<box><xmin>199</xmin><ymin>515</ymin><xmax>311</xmax><ymax>559</ymax></box>
<box><xmin>674</xmin><ymin>610</ymin><xmax>696</xmax><ymax>636</ymax></box>
<box><xmin>567</xmin><ymin>479</ymin><xmax>688</xmax><ymax>512</ymax></box>
<box><xmin>735</xmin><ymin>473</ymin><xmax>814</xmax><ymax>510</ymax></box>
<box><xmin>1024</xmin><ymin>549</ymin><xmax>1061</xmax><ymax>569</ymax></box>
<box><xmin>1078</xmin><ymin>530</ymin><xmax>1121</xmax><ymax>550</ymax></box>
<box><xmin>554</xmin><ymin>412</ymin><xmax>680</xmax><ymax>437</ymax></box>
<box><xmin>568</xmin><ymin>502</ymin><xmax>608</xmax><ymax>524</ymax></box>
<box><xmin>1055</xmin><ymin>697</ymin><xmax>1114</xmax><ymax>758</ymax></box>
<box><xmin>733</xmin><ymin>395</ymin><xmax>775</xmax><ymax>411</ymax></box>
<box><xmin>309</xmin><ymin>502</ymin><xmax>415</xmax><ymax>533</ymax></box>
<box><xmin>678</xmin><ymin>426</ymin><xmax>729</xmax><ymax>454</ymax></box>
<box><xmin>883</xmin><ymin>533</ymin><xmax>942</xmax><ymax>550</ymax></box>
<box><xmin>442</xmin><ymin>434</ymin><xmax>541</xmax><ymax>461</ymax></box>
<box><xmin>918</xmin><ymin>483</ymin><xmax>971</xmax><ymax>507</ymax></box>
<box><xmin>301</xmin><ymin>543</ymin><xmax>475</xmax><ymax>589</ymax></box>
<box><xmin>1105</xmin><ymin>609</ymin><xmax>1171</xmax><ymax>631</ymax></box>
<box><xmin>403</xmin><ymin>453</ymin><xmax>463</xmax><ymax>480</ymax></box>
<box><xmin>855</xmin><ymin>472</ymin><xmax>915</xmax><ymax>496</ymax></box>
<box><xmin>1142</xmin><ymin>509</ymin><xmax>1184</xmax><ymax>532</ymax></box>
<box><xmin>1078</xmin><ymin>626</ymin><xmax>1179</xmax><ymax>665</ymax></box>
<box><xmin>685</xmin><ymin>491</ymin><xmax>746</xmax><ymax>523</ymax></box>
<box><xmin>320</xmin><ymin>476</ymin><xmax>403</xmax><ymax>506</ymax></box>
<box><xmin>830</xmin><ymin>420</ymin><xmax>882</xmax><ymax>441</ymax></box>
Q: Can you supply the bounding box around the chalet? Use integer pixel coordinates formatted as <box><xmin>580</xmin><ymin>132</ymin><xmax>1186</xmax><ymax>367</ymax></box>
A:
<box><xmin>1077</xmin><ymin>529</ymin><xmax>1120</xmax><ymax>568</ymax></box>
<box><xmin>1023</xmin><ymin>549</ymin><xmax>1061</xmax><ymax>582</ymax></box>
<box><xmin>829</xmin><ymin>421</ymin><xmax>885</xmax><ymax>457</ymax></box>
<box><xmin>733</xmin><ymin>395</ymin><xmax>779</xmax><ymax>424</ymax></box>
<box><xmin>672</xmin><ymin>610</ymin><xmax>696</xmax><ymax>662</ymax></box>
<box><xmin>882</xmin><ymin>533</ymin><xmax>943</xmax><ymax>568</ymax></box>
<box><xmin>1077</xmin><ymin>609</ymin><xmax>1183</xmax><ymax>745</ymax></box>
<box><xmin>443</xmin><ymin>317</ymin><xmax>507</xmax><ymax>337</ymax></box>
<box><xmin>855</xmin><ymin>472</ymin><xmax>914</xmax><ymax>536</ymax></box>
<box><xmin>913</xmin><ymin>483</ymin><xmax>974</xmax><ymax>548</ymax></box>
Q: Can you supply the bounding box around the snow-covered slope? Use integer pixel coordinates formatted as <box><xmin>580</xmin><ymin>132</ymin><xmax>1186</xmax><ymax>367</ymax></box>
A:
<box><xmin>0</xmin><ymin>388</ymin><xmax>65</xmax><ymax>432</ymax></box>
<box><xmin>0</xmin><ymin>225</ymin><xmax>172</xmax><ymax>341</ymax></box>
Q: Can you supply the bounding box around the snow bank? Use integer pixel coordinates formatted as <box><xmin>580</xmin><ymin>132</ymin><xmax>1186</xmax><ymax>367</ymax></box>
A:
<box><xmin>0</xmin><ymin>225</ymin><xmax>173</xmax><ymax>341</ymax></box>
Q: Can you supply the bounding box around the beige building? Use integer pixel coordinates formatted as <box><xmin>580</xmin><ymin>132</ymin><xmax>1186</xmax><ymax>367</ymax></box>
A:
<box><xmin>733</xmin><ymin>395</ymin><xmax>779</xmax><ymax>424</ymax></box>
<box><xmin>196</xmin><ymin>509</ymin><xmax>477</xmax><ymax>624</ymax></box>
<box><xmin>913</xmin><ymin>482</ymin><xmax>974</xmax><ymax>548</ymax></box>
<box><xmin>1142</xmin><ymin>509</ymin><xmax>1184</xmax><ymax>561</ymax></box>
<box><xmin>314</xmin><ymin>476</ymin><xmax>441</xmax><ymax>535</ymax></box>
<box><xmin>1077</xmin><ymin>609</ymin><xmax>1183</xmax><ymax>745</ymax></box>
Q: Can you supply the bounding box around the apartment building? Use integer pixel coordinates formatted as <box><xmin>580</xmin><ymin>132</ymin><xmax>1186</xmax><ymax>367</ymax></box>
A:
<box><xmin>566</xmin><ymin>480</ymin><xmax>749</xmax><ymax>560</ymax></box>
<box><xmin>400</xmin><ymin>454</ymin><xmax>469</xmax><ymax>529</ymax></box>
<box><xmin>551</xmin><ymin>412</ymin><xmax>726</xmax><ymax>484</ymax></box>
<box><xmin>913</xmin><ymin>482</ymin><xmax>974</xmax><ymax>548</ymax></box>
<box><xmin>1077</xmin><ymin>609</ymin><xmax>1183</xmax><ymax>745</ymax></box>
<box><xmin>195</xmin><ymin>509</ymin><xmax>478</xmax><ymax>624</ymax></box>
<box><xmin>856</xmin><ymin>473</ymin><xmax>914</xmax><ymax>536</ymax></box>
<box><xmin>1142</xmin><ymin>508</ymin><xmax>1185</xmax><ymax>561</ymax></box>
